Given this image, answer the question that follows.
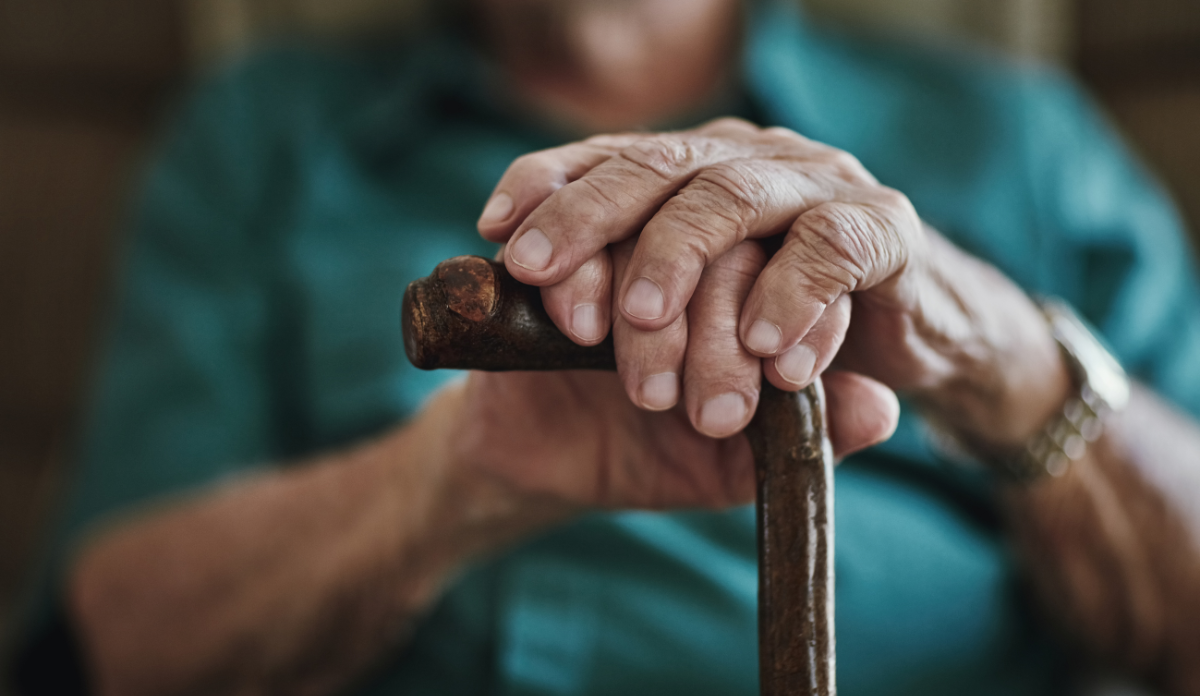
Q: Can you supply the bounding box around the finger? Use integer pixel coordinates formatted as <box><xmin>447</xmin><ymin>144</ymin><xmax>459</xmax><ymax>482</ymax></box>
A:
<box><xmin>740</xmin><ymin>193</ymin><xmax>920</xmax><ymax>358</ymax></box>
<box><xmin>684</xmin><ymin>241</ymin><xmax>768</xmax><ymax>438</ymax></box>
<box><xmin>821</xmin><ymin>370</ymin><xmax>900</xmax><ymax>458</ymax></box>
<box><xmin>540</xmin><ymin>249</ymin><xmax>613</xmax><ymax>346</ymax></box>
<box><xmin>615</xmin><ymin>158</ymin><xmax>827</xmax><ymax>330</ymax></box>
<box><xmin>504</xmin><ymin>126</ymin><xmax>753</xmax><ymax>285</ymax></box>
<box><xmin>611</xmin><ymin>239</ymin><xmax>686</xmax><ymax>410</ymax></box>
<box><xmin>762</xmin><ymin>292</ymin><xmax>851</xmax><ymax>390</ymax></box>
<box><xmin>614</xmin><ymin>137</ymin><xmax>871</xmax><ymax>332</ymax></box>
<box><xmin>477</xmin><ymin>135</ymin><xmax>641</xmax><ymax>242</ymax></box>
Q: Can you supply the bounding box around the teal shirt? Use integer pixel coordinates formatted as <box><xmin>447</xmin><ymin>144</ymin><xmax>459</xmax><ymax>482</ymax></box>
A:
<box><xmin>26</xmin><ymin>2</ymin><xmax>1200</xmax><ymax>694</ymax></box>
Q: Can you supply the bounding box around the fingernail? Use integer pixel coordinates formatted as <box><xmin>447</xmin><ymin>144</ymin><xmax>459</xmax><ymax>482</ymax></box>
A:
<box><xmin>745</xmin><ymin>319</ymin><xmax>782</xmax><ymax>355</ymax></box>
<box><xmin>479</xmin><ymin>192</ymin><xmax>514</xmax><ymax>224</ymax></box>
<box><xmin>510</xmin><ymin>228</ymin><xmax>553</xmax><ymax>271</ymax></box>
<box><xmin>570</xmin><ymin>303</ymin><xmax>603</xmax><ymax>342</ymax></box>
<box><xmin>699</xmin><ymin>392</ymin><xmax>748</xmax><ymax>437</ymax></box>
<box><xmin>776</xmin><ymin>344</ymin><xmax>818</xmax><ymax>386</ymax></box>
<box><xmin>639</xmin><ymin>373</ymin><xmax>679</xmax><ymax>411</ymax></box>
<box><xmin>624</xmin><ymin>277</ymin><xmax>665</xmax><ymax>320</ymax></box>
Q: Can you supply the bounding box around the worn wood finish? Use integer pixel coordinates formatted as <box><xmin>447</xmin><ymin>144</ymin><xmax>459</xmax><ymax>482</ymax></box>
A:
<box><xmin>749</xmin><ymin>382</ymin><xmax>835</xmax><ymax>696</ymax></box>
<box><xmin>403</xmin><ymin>255</ymin><xmax>615</xmax><ymax>372</ymax></box>
<box><xmin>402</xmin><ymin>255</ymin><xmax>835</xmax><ymax>696</ymax></box>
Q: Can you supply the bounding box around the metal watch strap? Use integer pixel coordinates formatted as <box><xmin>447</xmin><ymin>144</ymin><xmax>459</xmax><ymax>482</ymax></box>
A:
<box><xmin>1002</xmin><ymin>298</ymin><xmax>1130</xmax><ymax>482</ymax></box>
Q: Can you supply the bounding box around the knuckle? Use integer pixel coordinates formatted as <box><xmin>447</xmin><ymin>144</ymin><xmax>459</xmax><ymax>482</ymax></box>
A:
<box><xmin>861</xmin><ymin>187</ymin><xmax>920</xmax><ymax>240</ymax></box>
<box><xmin>654</xmin><ymin>203</ymin><xmax>740</xmax><ymax>270</ymax></box>
<box><xmin>706</xmin><ymin>116</ymin><xmax>758</xmax><ymax>132</ymax></box>
<box><xmin>690</xmin><ymin>161</ymin><xmax>768</xmax><ymax>233</ymax></box>
<box><xmin>764</xmin><ymin>125</ymin><xmax>809</xmax><ymax>144</ymax></box>
<box><xmin>829</xmin><ymin>150</ymin><xmax>866</xmax><ymax>176</ymax></box>
<box><xmin>516</xmin><ymin>149</ymin><xmax>558</xmax><ymax>174</ymax></box>
<box><xmin>793</xmin><ymin>202</ymin><xmax>881</xmax><ymax>292</ymax></box>
<box><xmin>719</xmin><ymin>116</ymin><xmax>755</xmax><ymax>128</ymax></box>
<box><xmin>715</xmin><ymin>116</ymin><xmax>753</xmax><ymax>131</ymax></box>
<box><xmin>777</xmin><ymin>241</ymin><xmax>852</xmax><ymax>300</ymax></box>
<box><xmin>726</xmin><ymin>239</ymin><xmax>769</xmax><ymax>269</ymax></box>
<box><xmin>509</xmin><ymin>150</ymin><xmax>574</xmax><ymax>190</ymax></box>
<box><xmin>712</xmin><ymin>241</ymin><xmax>768</xmax><ymax>283</ymax></box>
<box><xmin>873</xmin><ymin>186</ymin><xmax>916</xmax><ymax>218</ymax></box>
<box><xmin>878</xmin><ymin>188</ymin><xmax>912</xmax><ymax>229</ymax></box>
<box><xmin>620</xmin><ymin>136</ymin><xmax>701</xmax><ymax>180</ymax></box>
<box><xmin>583</xmin><ymin>133</ymin><xmax>629</xmax><ymax>149</ymax></box>
<box><xmin>574</xmin><ymin>175</ymin><xmax>634</xmax><ymax>215</ymax></box>
<box><xmin>569</xmin><ymin>251</ymin><xmax>610</xmax><ymax>293</ymax></box>
<box><xmin>827</xmin><ymin>148</ymin><xmax>859</xmax><ymax>168</ymax></box>
<box><xmin>813</xmin><ymin>147</ymin><xmax>872</xmax><ymax>183</ymax></box>
<box><xmin>506</xmin><ymin>152</ymin><xmax>543</xmax><ymax>179</ymax></box>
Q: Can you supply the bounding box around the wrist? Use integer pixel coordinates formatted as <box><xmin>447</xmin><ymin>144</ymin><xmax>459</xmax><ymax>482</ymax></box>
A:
<box><xmin>912</xmin><ymin>240</ymin><xmax>1073</xmax><ymax>449</ymax></box>
<box><xmin>927</xmin><ymin>320</ymin><xmax>1071</xmax><ymax>449</ymax></box>
<box><xmin>393</xmin><ymin>383</ymin><xmax>575</xmax><ymax>572</ymax></box>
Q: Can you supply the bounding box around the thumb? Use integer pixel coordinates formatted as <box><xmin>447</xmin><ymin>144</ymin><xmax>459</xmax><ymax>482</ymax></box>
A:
<box><xmin>821</xmin><ymin>370</ymin><xmax>900</xmax><ymax>459</ymax></box>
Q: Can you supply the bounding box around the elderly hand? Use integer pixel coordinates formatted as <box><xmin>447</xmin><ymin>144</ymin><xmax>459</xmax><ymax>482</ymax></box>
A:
<box><xmin>477</xmin><ymin>118</ymin><xmax>1070</xmax><ymax>447</ymax></box>
<box><xmin>444</xmin><ymin>354</ymin><xmax>896</xmax><ymax>515</ymax></box>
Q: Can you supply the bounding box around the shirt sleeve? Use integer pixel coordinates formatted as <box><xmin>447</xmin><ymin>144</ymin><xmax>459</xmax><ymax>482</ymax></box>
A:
<box><xmin>1021</xmin><ymin>72</ymin><xmax>1200</xmax><ymax>419</ymax></box>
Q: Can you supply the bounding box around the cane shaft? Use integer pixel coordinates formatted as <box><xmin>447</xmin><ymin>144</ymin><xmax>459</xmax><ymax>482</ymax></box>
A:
<box><xmin>748</xmin><ymin>383</ymin><xmax>835</xmax><ymax>696</ymax></box>
<box><xmin>402</xmin><ymin>256</ymin><xmax>834</xmax><ymax>696</ymax></box>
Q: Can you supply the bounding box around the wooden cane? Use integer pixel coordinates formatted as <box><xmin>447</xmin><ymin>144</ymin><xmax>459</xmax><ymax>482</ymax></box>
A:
<box><xmin>402</xmin><ymin>255</ymin><xmax>835</xmax><ymax>696</ymax></box>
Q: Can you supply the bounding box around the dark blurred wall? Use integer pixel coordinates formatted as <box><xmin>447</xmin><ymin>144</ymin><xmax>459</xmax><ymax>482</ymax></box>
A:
<box><xmin>0</xmin><ymin>0</ymin><xmax>186</xmax><ymax>661</ymax></box>
<box><xmin>1077</xmin><ymin>0</ymin><xmax>1200</xmax><ymax>249</ymax></box>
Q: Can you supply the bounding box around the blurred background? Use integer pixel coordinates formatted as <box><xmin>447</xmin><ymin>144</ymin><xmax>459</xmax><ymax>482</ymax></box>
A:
<box><xmin>0</xmin><ymin>0</ymin><xmax>1198</xmax><ymax>685</ymax></box>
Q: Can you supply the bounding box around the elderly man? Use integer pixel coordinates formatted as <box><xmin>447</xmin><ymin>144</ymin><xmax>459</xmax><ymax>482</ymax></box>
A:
<box><xmin>11</xmin><ymin>0</ymin><xmax>1200</xmax><ymax>694</ymax></box>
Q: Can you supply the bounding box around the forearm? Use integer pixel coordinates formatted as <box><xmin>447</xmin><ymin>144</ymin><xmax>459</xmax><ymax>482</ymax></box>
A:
<box><xmin>1001</xmin><ymin>386</ymin><xmax>1200</xmax><ymax>694</ymax></box>
<box><xmin>67</xmin><ymin>385</ymin><xmax>554</xmax><ymax>696</ymax></box>
<box><xmin>906</xmin><ymin>232</ymin><xmax>1200</xmax><ymax>692</ymax></box>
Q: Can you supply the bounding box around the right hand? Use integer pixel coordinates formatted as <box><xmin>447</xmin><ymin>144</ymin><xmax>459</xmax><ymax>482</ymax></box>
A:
<box><xmin>435</xmin><ymin>241</ymin><xmax>899</xmax><ymax>519</ymax></box>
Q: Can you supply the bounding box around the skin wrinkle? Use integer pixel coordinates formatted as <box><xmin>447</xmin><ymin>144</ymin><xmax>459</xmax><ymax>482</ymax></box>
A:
<box><xmin>786</xmin><ymin>295</ymin><xmax>850</xmax><ymax>381</ymax></box>
<box><xmin>547</xmin><ymin>249</ymin><xmax>612</xmax><ymax>344</ymax></box>
<box><xmin>613</xmin><ymin>258</ymin><xmax>675</xmax><ymax>400</ymax></box>
<box><xmin>653</xmin><ymin>201</ymin><xmax>749</xmax><ymax>277</ymax></box>
<box><xmin>920</xmin><ymin>241</ymin><xmax>1050</xmax><ymax>438</ymax></box>
<box><xmin>636</xmin><ymin>160</ymin><xmax>806</xmax><ymax>274</ymax></box>
<box><xmin>617</xmin><ymin>316</ymin><xmax>687</xmax><ymax>378</ymax></box>
<box><xmin>683</xmin><ymin>243</ymin><xmax>764</xmax><ymax>437</ymax></box>
<box><xmin>786</xmin><ymin>208</ymin><xmax>867</xmax><ymax>295</ymax></box>
<box><xmin>575</xmin><ymin>170</ymin><xmax>645</xmax><ymax>211</ymax></box>
<box><xmin>622</xmin><ymin>136</ymin><xmax>705</xmax><ymax>180</ymax></box>
<box><xmin>768</xmin><ymin>250</ymin><xmax>836</xmax><ymax>323</ymax></box>
<box><xmin>692</xmin><ymin>166</ymin><xmax>792</xmax><ymax>250</ymax></box>
<box><xmin>696</xmin><ymin>158</ymin><xmax>774</xmax><ymax>225</ymax></box>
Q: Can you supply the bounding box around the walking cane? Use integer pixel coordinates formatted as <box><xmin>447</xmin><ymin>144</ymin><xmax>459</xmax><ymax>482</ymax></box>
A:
<box><xmin>402</xmin><ymin>255</ymin><xmax>835</xmax><ymax>696</ymax></box>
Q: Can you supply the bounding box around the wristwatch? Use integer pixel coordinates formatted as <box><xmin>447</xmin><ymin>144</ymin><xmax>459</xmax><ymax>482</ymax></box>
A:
<box><xmin>1001</xmin><ymin>298</ymin><xmax>1131</xmax><ymax>481</ymax></box>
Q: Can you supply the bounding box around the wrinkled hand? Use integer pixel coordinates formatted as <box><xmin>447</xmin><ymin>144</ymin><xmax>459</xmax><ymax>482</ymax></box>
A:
<box><xmin>444</xmin><ymin>368</ymin><xmax>893</xmax><ymax>512</ymax></box>
<box><xmin>476</xmin><ymin>118</ymin><xmax>1065</xmax><ymax>447</ymax></box>
<box><xmin>442</xmin><ymin>235</ymin><xmax>898</xmax><ymax>512</ymax></box>
<box><xmin>474</xmin><ymin>118</ymin><xmax>919</xmax><ymax>439</ymax></box>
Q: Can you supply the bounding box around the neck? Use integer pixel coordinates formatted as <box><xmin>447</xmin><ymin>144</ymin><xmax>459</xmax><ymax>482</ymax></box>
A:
<box><xmin>475</xmin><ymin>0</ymin><xmax>742</xmax><ymax>134</ymax></box>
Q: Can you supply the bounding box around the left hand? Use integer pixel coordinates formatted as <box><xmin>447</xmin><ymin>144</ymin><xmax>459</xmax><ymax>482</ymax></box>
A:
<box><xmin>476</xmin><ymin>118</ymin><xmax>1068</xmax><ymax>445</ymax></box>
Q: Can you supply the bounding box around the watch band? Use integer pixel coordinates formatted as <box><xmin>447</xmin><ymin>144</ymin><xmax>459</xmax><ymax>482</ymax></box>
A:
<box><xmin>1002</xmin><ymin>298</ymin><xmax>1130</xmax><ymax>481</ymax></box>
